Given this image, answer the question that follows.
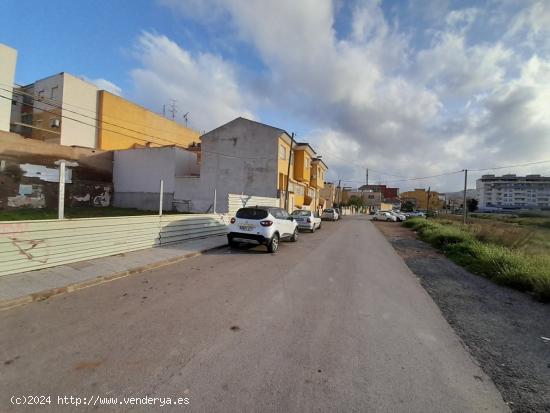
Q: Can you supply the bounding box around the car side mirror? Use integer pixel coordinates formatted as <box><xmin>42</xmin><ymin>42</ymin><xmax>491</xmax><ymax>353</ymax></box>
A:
<box><xmin>289</xmin><ymin>217</ymin><xmax>294</xmax><ymax>221</ymax></box>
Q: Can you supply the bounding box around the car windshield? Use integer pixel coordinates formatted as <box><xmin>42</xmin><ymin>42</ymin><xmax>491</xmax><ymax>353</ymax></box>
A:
<box><xmin>291</xmin><ymin>210</ymin><xmax>310</xmax><ymax>216</ymax></box>
<box><xmin>324</xmin><ymin>209</ymin><xmax>334</xmax><ymax>213</ymax></box>
<box><xmin>236</xmin><ymin>208</ymin><xmax>268</xmax><ymax>220</ymax></box>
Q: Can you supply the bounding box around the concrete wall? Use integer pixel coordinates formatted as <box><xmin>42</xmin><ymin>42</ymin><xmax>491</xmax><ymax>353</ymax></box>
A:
<box><xmin>175</xmin><ymin>118</ymin><xmax>280</xmax><ymax>213</ymax></box>
<box><xmin>113</xmin><ymin>147</ymin><xmax>198</xmax><ymax>211</ymax></box>
<box><xmin>60</xmin><ymin>73</ymin><xmax>98</xmax><ymax>148</ymax></box>
<box><xmin>0</xmin><ymin>44</ymin><xmax>17</xmax><ymax>132</ymax></box>
<box><xmin>98</xmin><ymin>91</ymin><xmax>199</xmax><ymax>150</ymax></box>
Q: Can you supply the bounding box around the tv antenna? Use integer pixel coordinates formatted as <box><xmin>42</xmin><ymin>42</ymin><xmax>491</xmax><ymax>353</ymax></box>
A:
<box><xmin>183</xmin><ymin>112</ymin><xmax>189</xmax><ymax>127</ymax></box>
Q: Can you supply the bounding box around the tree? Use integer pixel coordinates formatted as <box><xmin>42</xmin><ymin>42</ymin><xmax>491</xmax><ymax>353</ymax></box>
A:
<box><xmin>401</xmin><ymin>201</ymin><xmax>415</xmax><ymax>212</ymax></box>
<box><xmin>348</xmin><ymin>195</ymin><xmax>363</xmax><ymax>208</ymax></box>
<box><xmin>467</xmin><ymin>198</ymin><xmax>478</xmax><ymax>212</ymax></box>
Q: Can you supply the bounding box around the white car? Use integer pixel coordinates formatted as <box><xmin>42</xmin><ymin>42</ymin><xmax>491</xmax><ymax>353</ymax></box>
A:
<box><xmin>390</xmin><ymin>211</ymin><xmax>407</xmax><ymax>221</ymax></box>
<box><xmin>372</xmin><ymin>211</ymin><xmax>398</xmax><ymax>222</ymax></box>
<box><xmin>321</xmin><ymin>208</ymin><xmax>339</xmax><ymax>221</ymax></box>
<box><xmin>291</xmin><ymin>210</ymin><xmax>322</xmax><ymax>232</ymax></box>
<box><xmin>227</xmin><ymin>206</ymin><xmax>298</xmax><ymax>253</ymax></box>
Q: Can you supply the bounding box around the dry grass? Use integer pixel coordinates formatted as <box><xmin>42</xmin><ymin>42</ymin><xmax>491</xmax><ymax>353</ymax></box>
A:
<box><xmin>403</xmin><ymin>217</ymin><xmax>550</xmax><ymax>301</ymax></box>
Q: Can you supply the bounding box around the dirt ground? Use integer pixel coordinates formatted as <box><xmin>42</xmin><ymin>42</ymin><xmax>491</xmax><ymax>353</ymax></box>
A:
<box><xmin>374</xmin><ymin>220</ymin><xmax>550</xmax><ymax>413</ymax></box>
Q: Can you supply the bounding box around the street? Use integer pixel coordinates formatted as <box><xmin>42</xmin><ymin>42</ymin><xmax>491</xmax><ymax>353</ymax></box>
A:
<box><xmin>0</xmin><ymin>216</ymin><xmax>507</xmax><ymax>412</ymax></box>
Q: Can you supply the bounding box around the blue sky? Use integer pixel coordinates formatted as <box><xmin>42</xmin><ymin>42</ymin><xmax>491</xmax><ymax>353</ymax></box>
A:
<box><xmin>2</xmin><ymin>0</ymin><xmax>549</xmax><ymax>191</ymax></box>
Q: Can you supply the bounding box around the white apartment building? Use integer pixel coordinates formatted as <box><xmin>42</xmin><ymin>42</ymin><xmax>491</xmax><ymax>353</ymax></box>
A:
<box><xmin>476</xmin><ymin>174</ymin><xmax>550</xmax><ymax>210</ymax></box>
<box><xmin>0</xmin><ymin>44</ymin><xmax>17</xmax><ymax>132</ymax></box>
<box><xmin>11</xmin><ymin>72</ymin><xmax>98</xmax><ymax>148</ymax></box>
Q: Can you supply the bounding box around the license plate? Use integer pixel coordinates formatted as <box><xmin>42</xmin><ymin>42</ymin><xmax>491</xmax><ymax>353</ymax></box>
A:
<box><xmin>239</xmin><ymin>225</ymin><xmax>253</xmax><ymax>231</ymax></box>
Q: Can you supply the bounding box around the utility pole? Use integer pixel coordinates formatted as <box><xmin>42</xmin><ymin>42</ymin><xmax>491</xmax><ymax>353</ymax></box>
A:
<box><xmin>463</xmin><ymin>169</ymin><xmax>468</xmax><ymax>224</ymax></box>
<box><xmin>426</xmin><ymin>186</ymin><xmax>431</xmax><ymax>216</ymax></box>
<box><xmin>366</xmin><ymin>168</ymin><xmax>369</xmax><ymax>187</ymax></box>
<box><xmin>284</xmin><ymin>133</ymin><xmax>295</xmax><ymax>211</ymax></box>
<box><xmin>337</xmin><ymin>179</ymin><xmax>342</xmax><ymax>207</ymax></box>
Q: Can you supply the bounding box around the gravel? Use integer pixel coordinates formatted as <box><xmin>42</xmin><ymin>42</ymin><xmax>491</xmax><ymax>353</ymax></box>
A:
<box><xmin>375</xmin><ymin>221</ymin><xmax>550</xmax><ymax>413</ymax></box>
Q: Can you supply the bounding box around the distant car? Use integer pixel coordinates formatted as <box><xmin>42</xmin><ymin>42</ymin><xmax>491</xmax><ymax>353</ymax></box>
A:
<box><xmin>408</xmin><ymin>211</ymin><xmax>426</xmax><ymax>218</ymax></box>
<box><xmin>372</xmin><ymin>211</ymin><xmax>397</xmax><ymax>222</ymax></box>
<box><xmin>227</xmin><ymin>206</ymin><xmax>298</xmax><ymax>253</ymax></box>
<box><xmin>291</xmin><ymin>210</ymin><xmax>322</xmax><ymax>232</ymax></box>
<box><xmin>389</xmin><ymin>211</ymin><xmax>407</xmax><ymax>222</ymax></box>
<box><xmin>321</xmin><ymin>208</ymin><xmax>339</xmax><ymax>221</ymax></box>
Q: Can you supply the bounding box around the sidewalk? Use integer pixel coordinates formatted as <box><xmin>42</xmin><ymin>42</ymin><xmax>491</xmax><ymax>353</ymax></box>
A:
<box><xmin>0</xmin><ymin>235</ymin><xmax>228</xmax><ymax>311</ymax></box>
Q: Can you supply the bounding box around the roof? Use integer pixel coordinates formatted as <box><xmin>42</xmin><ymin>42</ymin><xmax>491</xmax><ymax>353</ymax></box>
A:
<box><xmin>201</xmin><ymin>117</ymin><xmax>293</xmax><ymax>142</ymax></box>
<box><xmin>294</xmin><ymin>142</ymin><xmax>317</xmax><ymax>155</ymax></box>
<box><xmin>311</xmin><ymin>157</ymin><xmax>328</xmax><ymax>169</ymax></box>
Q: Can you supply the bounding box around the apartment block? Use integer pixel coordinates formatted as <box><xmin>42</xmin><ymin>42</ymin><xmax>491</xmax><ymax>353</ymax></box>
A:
<box><xmin>476</xmin><ymin>174</ymin><xmax>550</xmax><ymax>210</ymax></box>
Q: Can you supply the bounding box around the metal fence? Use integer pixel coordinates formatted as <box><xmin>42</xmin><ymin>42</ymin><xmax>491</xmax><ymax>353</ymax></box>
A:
<box><xmin>0</xmin><ymin>214</ymin><xmax>228</xmax><ymax>277</ymax></box>
<box><xmin>227</xmin><ymin>194</ymin><xmax>280</xmax><ymax>215</ymax></box>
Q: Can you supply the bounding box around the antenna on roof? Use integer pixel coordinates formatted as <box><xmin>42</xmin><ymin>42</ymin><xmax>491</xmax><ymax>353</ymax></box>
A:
<box><xmin>183</xmin><ymin>112</ymin><xmax>189</xmax><ymax>127</ymax></box>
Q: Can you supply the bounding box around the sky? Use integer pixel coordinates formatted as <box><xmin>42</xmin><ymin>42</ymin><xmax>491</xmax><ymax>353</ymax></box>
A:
<box><xmin>1</xmin><ymin>0</ymin><xmax>550</xmax><ymax>192</ymax></box>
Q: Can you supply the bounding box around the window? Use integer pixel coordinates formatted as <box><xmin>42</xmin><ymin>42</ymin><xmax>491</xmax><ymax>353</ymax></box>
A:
<box><xmin>38</xmin><ymin>90</ymin><xmax>45</xmax><ymax>99</ymax></box>
<box><xmin>279</xmin><ymin>144</ymin><xmax>286</xmax><ymax>160</ymax></box>
<box><xmin>51</xmin><ymin>86</ymin><xmax>59</xmax><ymax>100</ymax></box>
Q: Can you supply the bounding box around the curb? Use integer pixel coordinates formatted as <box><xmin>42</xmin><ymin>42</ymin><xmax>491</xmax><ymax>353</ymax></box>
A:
<box><xmin>0</xmin><ymin>243</ymin><xmax>228</xmax><ymax>312</ymax></box>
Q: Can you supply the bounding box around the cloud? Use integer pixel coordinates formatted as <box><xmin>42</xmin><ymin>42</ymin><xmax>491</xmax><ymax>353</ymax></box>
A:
<box><xmin>82</xmin><ymin>76</ymin><xmax>122</xmax><ymax>96</ymax></box>
<box><xmin>155</xmin><ymin>0</ymin><xmax>550</xmax><ymax>190</ymax></box>
<box><xmin>128</xmin><ymin>31</ymin><xmax>254</xmax><ymax>132</ymax></box>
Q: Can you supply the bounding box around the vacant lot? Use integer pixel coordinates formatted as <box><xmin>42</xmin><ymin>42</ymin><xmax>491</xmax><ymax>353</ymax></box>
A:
<box><xmin>403</xmin><ymin>216</ymin><xmax>550</xmax><ymax>301</ymax></box>
<box><xmin>374</xmin><ymin>221</ymin><xmax>550</xmax><ymax>412</ymax></box>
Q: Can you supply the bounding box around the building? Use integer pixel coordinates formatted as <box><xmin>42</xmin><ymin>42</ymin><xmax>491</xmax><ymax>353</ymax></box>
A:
<box><xmin>97</xmin><ymin>91</ymin><xmax>199</xmax><ymax>150</ymax></box>
<box><xmin>173</xmin><ymin>117</ymin><xmax>327</xmax><ymax>213</ymax></box>
<box><xmin>358</xmin><ymin>184</ymin><xmax>399</xmax><ymax>200</ymax></box>
<box><xmin>11</xmin><ymin>72</ymin><xmax>100</xmax><ymax>148</ymax></box>
<box><xmin>400</xmin><ymin>188</ymin><xmax>444</xmax><ymax>211</ymax></box>
<box><xmin>319</xmin><ymin>182</ymin><xmax>336</xmax><ymax>208</ymax></box>
<box><xmin>0</xmin><ymin>44</ymin><xmax>17</xmax><ymax>132</ymax></box>
<box><xmin>476</xmin><ymin>174</ymin><xmax>550</xmax><ymax>210</ymax></box>
<box><xmin>113</xmin><ymin>146</ymin><xmax>199</xmax><ymax>211</ymax></box>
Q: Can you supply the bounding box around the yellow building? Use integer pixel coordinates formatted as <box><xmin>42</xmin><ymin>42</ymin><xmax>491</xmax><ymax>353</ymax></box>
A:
<box><xmin>400</xmin><ymin>188</ymin><xmax>444</xmax><ymax>211</ymax></box>
<box><xmin>97</xmin><ymin>91</ymin><xmax>199</xmax><ymax>150</ymax></box>
<box><xmin>276</xmin><ymin>138</ymin><xmax>327</xmax><ymax>211</ymax></box>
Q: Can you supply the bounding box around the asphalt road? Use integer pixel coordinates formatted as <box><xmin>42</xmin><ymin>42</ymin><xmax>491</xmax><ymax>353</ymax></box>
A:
<box><xmin>0</xmin><ymin>216</ymin><xmax>507</xmax><ymax>412</ymax></box>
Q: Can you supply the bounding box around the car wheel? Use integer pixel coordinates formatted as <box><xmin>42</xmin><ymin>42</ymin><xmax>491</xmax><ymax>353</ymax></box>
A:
<box><xmin>290</xmin><ymin>228</ymin><xmax>298</xmax><ymax>242</ymax></box>
<box><xmin>311</xmin><ymin>225</ymin><xmax>316</xmax><ymax>233</ymax></box>
<box><xmin>228</xmin><ymin>237</ymin><xmax>238</xmax><ymax>248</ymax></box>
<box><xmin>267</xmin><ymin>233</ymin><xmax>279</xmax><ymax>253</ymax></box>
<box><xmin>318</xmin><ymin>222</ymin><xmax>322</xmax><ymax>229</ymax></box>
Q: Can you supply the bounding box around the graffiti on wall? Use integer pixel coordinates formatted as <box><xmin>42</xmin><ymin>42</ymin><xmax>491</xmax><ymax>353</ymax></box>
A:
<box><xmin>7</xmin><ymin>184</ymin><xmax>46</xmax><ymax>208</ymax></box>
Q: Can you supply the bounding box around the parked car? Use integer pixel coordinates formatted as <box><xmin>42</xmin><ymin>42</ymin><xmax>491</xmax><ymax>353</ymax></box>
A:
<box><xmin>321</xmin><ymin>208</ymin><xmax>339</xmax><ymax>221</ymax></box>
<box><xmin>389</xmin><ymin>211</ymin><xmax>407</xmax><ymax>222</ymax></box>
<box><xmin>291</xmin><ymin>210</ymin><xmax>322</xmax><ymax>232</ymax></box>
<box><xmin>372</xmin><ymin>211</ymin><xmax>398</xmax><ymax>222</ymax></box>
<box><xmin>408</xmin><ymin>211</ymin><xmax>426</xmax><ymax>218</ymax></box>
<box><xmin>227</xmin><ymin>206</ymin><xmax>298</xmax><ymax>253</ymax></box>
<box><xmin>334</xmin><ymin>208</ymin><xmax>342</xmax><ymax>220</ymax></box>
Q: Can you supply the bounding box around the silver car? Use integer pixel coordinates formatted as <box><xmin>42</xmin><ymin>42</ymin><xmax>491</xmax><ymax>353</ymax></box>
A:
<box><xmin>321</xmin><ymin>208</ymin><xmax>339</xmax><ymax>221</ymax></box>
<box><xmin>291</xmin><ymin>210</ymin><xmax>322</xmax><ymax>232</ymax></box>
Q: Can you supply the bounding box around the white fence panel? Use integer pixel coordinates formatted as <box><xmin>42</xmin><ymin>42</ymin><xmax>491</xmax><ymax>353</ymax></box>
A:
<box><xmin>0</xmin><ymin>214</ymin><xmax>229</xmax><ymax>277</ymax></box>
<box><xmin>227</xmin><ymin>194</ymin><xmax>280</xmax><ymax>215</ymax></box>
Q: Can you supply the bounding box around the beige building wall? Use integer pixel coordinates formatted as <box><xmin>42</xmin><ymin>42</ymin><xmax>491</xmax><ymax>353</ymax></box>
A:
<box><xmin>60</xmin><ymin>73</ymin><xmax>98</xmax><ymax>148</ymax></box>
<box><xmin>0</xmin><ymin>44</ymin><xmax>17</xmax><ymax>132</ymax></box>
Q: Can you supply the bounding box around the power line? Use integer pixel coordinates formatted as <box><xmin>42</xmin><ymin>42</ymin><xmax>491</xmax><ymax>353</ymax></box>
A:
<box><xmin>0</xmin><ymin>94</ymin><xmax>274</xmax><ymax>161</ymax></box>
<box><xmin>5</xmin><ymin>87</ymin><xmax>191</xmax><ymax>144</ymax></box>
<box><xmin>469</xmin><ymin>159</ymin><xmax>550</xmax><ymax>172</ymax></box>
<box><xmin>1</xmin><ymin>84</ymin><xmax>197</xmax><ymax>141</ymax></box>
